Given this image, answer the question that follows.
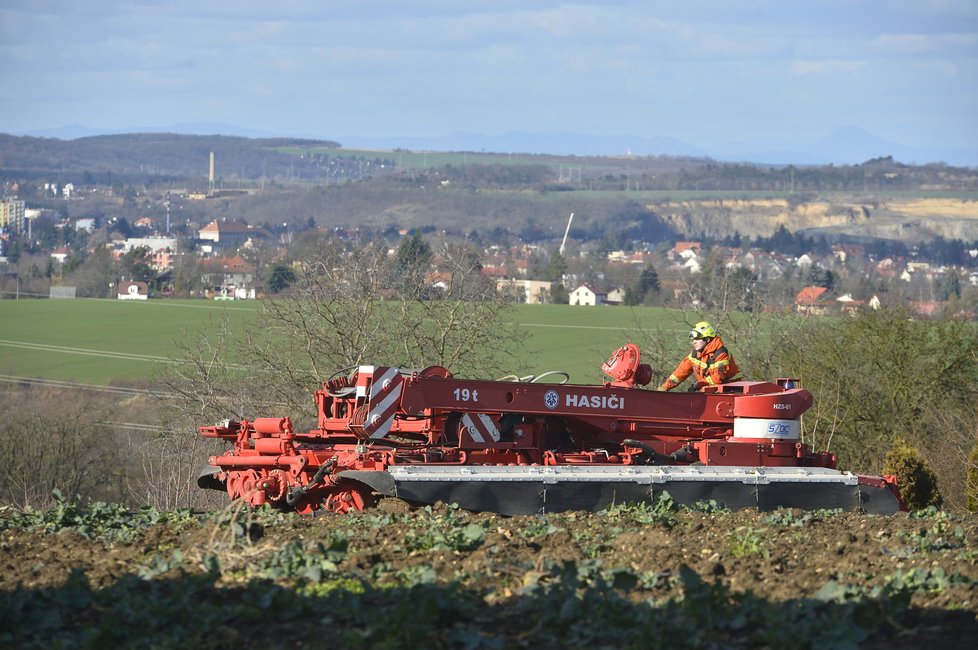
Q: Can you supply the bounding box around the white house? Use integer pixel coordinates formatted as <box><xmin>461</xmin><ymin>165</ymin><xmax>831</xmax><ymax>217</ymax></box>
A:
<box><xmin>605</xmin><ymin>287</ymin><xmax>626</xmax><ymax>304</ymax></box>
<box><xmin>569</xmin><ymin>283</ymin><xmax>606</xmax><ymax>306</ymax></box>
<box><xmin>118</xmin><ymin>281</ymin><xmax>149</xmax><ymax>300</ymax></box>
<box><xmin>51</xmin><ymin>246</ymin><xmax>70</xmax><ymax>263</ymax></box>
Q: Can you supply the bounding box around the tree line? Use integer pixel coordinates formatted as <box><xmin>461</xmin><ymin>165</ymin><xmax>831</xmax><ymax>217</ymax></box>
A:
<box><xmin>0</xmin><ymin>133</ymin><xmax>340</xmax><ymax>182</ymax></box>
<box><xmin>4</xmin><ymin>132</ymin><xmax>977</xmax><ymax>191</ymax></box>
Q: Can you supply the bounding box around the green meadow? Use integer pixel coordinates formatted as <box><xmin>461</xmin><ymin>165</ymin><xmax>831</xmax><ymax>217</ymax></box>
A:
<box><xmin>0</xmin><ymin>299</ymin><xmax>259</xmax><ymax>386</ymax></box>
<box><xmin>0</xmin><ymin>299</ymin><xmax>690</xmax><ymax>386</ymax></box>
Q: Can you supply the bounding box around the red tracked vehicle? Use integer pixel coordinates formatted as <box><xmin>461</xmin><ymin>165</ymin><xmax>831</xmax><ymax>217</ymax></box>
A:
<box><xmin>198</xmin><ymin>344</ymin><xmax>903</xmax><ymax>515</ymax></box>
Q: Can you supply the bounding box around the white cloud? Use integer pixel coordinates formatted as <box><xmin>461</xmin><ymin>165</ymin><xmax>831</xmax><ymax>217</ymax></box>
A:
<box><xmin>790</xmin><ymin>60</ymin><xmax>865</xmax><ymax>76</ymax></box>
<box><xmin>871</xmin><ymin>32</ymin><xmax>978</xmax><ymax>56</ymax></box>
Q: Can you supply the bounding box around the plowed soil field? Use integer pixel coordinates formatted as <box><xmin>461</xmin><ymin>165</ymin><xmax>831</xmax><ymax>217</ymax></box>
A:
<box><xmin>2</xmin><ymin>497</ymin><xmax>977</xmax><ymax>649</ymax></box>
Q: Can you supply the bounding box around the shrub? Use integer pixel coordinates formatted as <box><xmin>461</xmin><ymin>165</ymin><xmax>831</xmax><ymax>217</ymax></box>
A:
<box><xmin>0</xmin><ymin>387</ymin><xmax>126</xmax><ymax>508</ymax></box>
<box><xmin>967</xmin><ymin>438</ymin><xmax>978</xmax><ymax>513</ymax></box>
<box><xmin>769</xmin><ymin>306</ymin><xmax>978</xmax><ymax>509</ymax></box>
<box><xmin>882</xmin><ymin>438</ymin><xmax>943</xmax><ymax>511</ymax></box>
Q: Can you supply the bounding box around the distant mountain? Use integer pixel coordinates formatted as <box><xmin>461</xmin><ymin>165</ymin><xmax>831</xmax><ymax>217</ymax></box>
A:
<box><xmin>337</xmin><ymin>131</ymin><xmax>707</xmax><ymax>158</ymax></box>
<box><xmin>21</xmin><ymin>122</ymin><xmax>279</xmax><ymax>140</ymax></box>
<box><xmin>712</xmin><ymin>126</ymin><xmax>978</xmax><ymax>167</ymax></box>
<box><xmin>24</xmin><ymin>123</ymin><xmax>108</xmax><ymax>139</ymax></box>
<box><xmin>814</xmin><ymin>126</ymin><xmax>898</xmax><ymax>161</ymax></box>
<box><xmin>150</xmin><ymin>122</ymin><xmax>281</xmax><ymax>138</ymax></box>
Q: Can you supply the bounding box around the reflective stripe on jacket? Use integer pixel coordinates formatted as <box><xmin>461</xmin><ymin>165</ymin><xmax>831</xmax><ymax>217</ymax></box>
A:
<box><xmin>657</xmin><ymin>335</ymin><xmax>743</xmax><ymax>391</ymax></box>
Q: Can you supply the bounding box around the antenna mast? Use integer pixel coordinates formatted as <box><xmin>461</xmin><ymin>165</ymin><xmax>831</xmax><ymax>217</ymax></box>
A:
<box><xmin>559</xmin><ymin>212</ymin><xmax>574</xmax><ymax>256</ymax></box>
<box><xmin>164</xmin><ymin>191</ymin><xmax>171</xmax><ymax>236</ymax></box>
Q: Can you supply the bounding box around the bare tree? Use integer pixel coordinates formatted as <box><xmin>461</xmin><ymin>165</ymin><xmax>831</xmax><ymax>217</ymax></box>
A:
<box><xmin>125</xmin><ymin>420</ymin><xmax>226</xmax><ymax>512</ymax></box>
<box><xmin>0</xmin><ymin>387</ymin><xmax>125</xmax><ymax>508</ymax></box>
<box><xmin>70</xmin><ymin>246</ymin><xmax>118</xmax><ymax>298</ymax></box>
<box><xmin>394</xmin><ymin>239</ymin><xmax>523</xmax><ymax>377</ymax></box>
<box><xmin>154</xmin><ymin>234</ymin><xmax>526</xmax><ymax>503</ymax></box>
<box><xmin>235</xmin><ymin>236</ymin><xmax>524</xmax><ymax>411</ymax></box>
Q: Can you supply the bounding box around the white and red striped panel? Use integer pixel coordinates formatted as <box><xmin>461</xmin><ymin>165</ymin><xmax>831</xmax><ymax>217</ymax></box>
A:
<box><xmin>362</xmin><ymin>367</ymin><xmax>404</xmax><ymax>439</ymax></box>
<box><xmin>460</xmin><ymin>413</ymin><xmax>501</xmax><ymax>445</ymax></box>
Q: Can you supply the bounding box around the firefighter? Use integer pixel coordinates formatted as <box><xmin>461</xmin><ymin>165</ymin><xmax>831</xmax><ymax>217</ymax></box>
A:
<box><xmin>657</xmin><ymin>321</ymin><xmax>743</xmax><ymax>391</ymax></box>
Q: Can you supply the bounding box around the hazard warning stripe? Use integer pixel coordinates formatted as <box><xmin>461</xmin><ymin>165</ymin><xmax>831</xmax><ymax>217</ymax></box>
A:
<box><xmin>364</xmin><ymin>368</ymin><xmax>404</xmax><ymax>439</ymax></box>
<box><xmin>461</xmin><ymin>413</ymin><xmax>500</xmax><ymax>444</ymax></box>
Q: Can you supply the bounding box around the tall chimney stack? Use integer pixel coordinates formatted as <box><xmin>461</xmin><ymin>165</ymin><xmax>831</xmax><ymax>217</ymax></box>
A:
<box><xmin>209</xmin><ymin>152</ymin><xmax>215</xmax><ymax>190</ymax></box>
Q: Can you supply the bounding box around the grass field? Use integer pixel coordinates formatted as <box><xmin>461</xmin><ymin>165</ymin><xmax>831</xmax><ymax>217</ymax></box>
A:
<box><xmin>0</xmin><ymin>299</ymin><xmax>259</xmax><ymax>386</ymax></box>
<box><xmin>0</xmin><ymin>299</ymin><xmax>692</xmax><ymax>386</ymax></box>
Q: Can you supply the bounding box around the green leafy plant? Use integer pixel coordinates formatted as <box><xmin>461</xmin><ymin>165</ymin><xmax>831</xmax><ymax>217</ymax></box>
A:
<box><xmin>394</xmin><ymin>564</ymin><xmax>439</xmax><ymax>586</ymax></box>
<box><xmin>762</xmin><ymin>507</ymin><xmax>840</xmax><ymax>527</ymax></box>
<box><xmin>899</xmin><ymin>510</ymin><xmax>965</xmax><ymax>552</ymax></box>
<box><xmin>402</xmin><ymin>520</ymin><xmax>486</xmax><ymax>553</ymax></box>
<box><xmin>883</xmin><ymin>567</ymin><xmax>969</xmax><ymax>594</ymax></box>
<box><xmin>763</xmin><ymin>509</ymin><xmax>814</xmax><ymax>527</ymax></box>
<box><xmin>688</xmin><ymin>499</ymin><xmax>729</xmax><ymax>514</ymax></box>
<box><xmin>0</xmin><ymin>490</ymin><xmax>196</xmax><ymax>543</ymax></box>
<box><xmin>517</xmin><ymin>517</ymin><xmax>562</xmax><ymax>540</ymax></box>
<box><xmin>727</xmin><ymin>526</ymin><xmax>768</xmax><ymax>558</ymax></box>
<box><xmin>137</xmin><ymin>549</ymin><xmax>187</xmax><ymax>580</ymax></box>
<box><xmin>246</xmin><ymin>538</ymin><xmax>349</xmax><ymax>582</ymax></box>
<box><xmin>603</xmin><ymin>491</ymin><xmax>678</xmax><ymax>527</ymax></box>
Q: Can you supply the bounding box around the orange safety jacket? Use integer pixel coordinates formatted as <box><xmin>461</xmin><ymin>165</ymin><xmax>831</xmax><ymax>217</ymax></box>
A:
<box><xmin>658</xmin><ymin>336</ymin><xmax>743</xmax><ymax>391</ymax></box>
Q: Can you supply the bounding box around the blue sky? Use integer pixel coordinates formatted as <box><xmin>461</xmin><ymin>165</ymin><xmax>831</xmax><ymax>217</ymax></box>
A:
<box><xmin>1</xmin><ymin>1</ymin><xmax>976</xmax><ymax>162</ymax></box>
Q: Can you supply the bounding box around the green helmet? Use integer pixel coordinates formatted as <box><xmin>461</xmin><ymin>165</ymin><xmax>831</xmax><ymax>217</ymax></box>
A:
<box><xmin>689</xmin><ymin>321</ymin><xmax>716</xmax><ymax>340</ymax></box>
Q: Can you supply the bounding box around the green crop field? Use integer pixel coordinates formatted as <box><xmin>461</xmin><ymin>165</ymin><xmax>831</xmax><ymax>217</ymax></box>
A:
<box><xmin>0</xmin><ymin>299</ymin><xmax>260</xmax><ymax>386</ymax></box>
<box><xmin>0</xmin><ymin>299</ymin><xmax>696</xmax><ymax>386</ymax></box>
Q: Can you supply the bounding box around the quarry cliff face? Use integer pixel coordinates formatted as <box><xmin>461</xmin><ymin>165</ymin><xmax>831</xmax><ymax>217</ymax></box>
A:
<box><xmin>648</xmin><ymin>198</ymin><xmax>978</xmax><ymax>242</ymax></box>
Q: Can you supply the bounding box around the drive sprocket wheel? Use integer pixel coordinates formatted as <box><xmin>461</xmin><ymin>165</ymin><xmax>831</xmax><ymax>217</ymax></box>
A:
<box><xmin>321</xmin><ymin>485</ymin><xmax>376</xmax><ymax>514</ymax></box>
<box><xmin>260</xmin><ymin>469</ymin><xmax>289</xmax><ymax>502</ymax></box>
<box><xmin>226</xmin><ymin>469</ymin><xmax>261</xmax><ymax>504</ymax></box>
